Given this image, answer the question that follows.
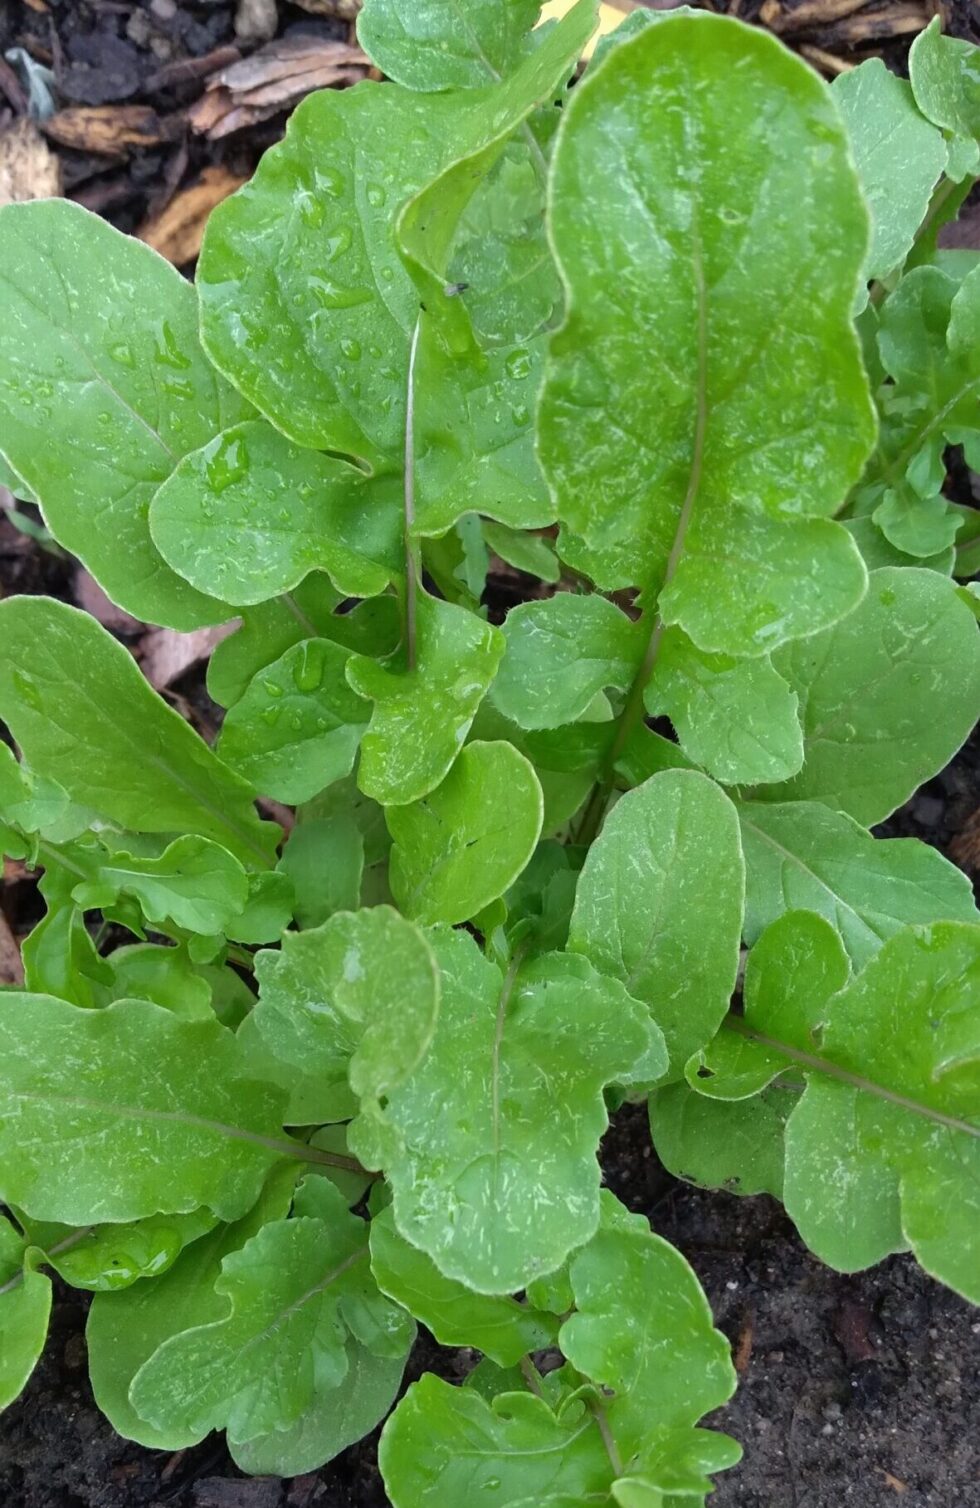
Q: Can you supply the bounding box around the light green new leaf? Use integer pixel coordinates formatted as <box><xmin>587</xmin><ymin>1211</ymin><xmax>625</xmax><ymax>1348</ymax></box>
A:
<box><xmin>388</xmin><ymin>741</ymin><xmax>543</xmax><ymax>925</ymax></box>
<box><xmin>569</xmin><ymin>770</ymin><xmax>744</xmax><ymax>1076</ymax></box>
<box><xmin>370</xmin><ymin>1207</ymin><xmax>558</xmax><ymax>1366</ymax></box>
<box><xmin>738</xmin><ymin>799</ymin><xmax>978</xmax><ymax>968</ymax></box>
<box><xmin>645</xmin><ymin>628</ymin><xmax>803</xmax><ymax>786</ymax></box>
<box><xmin>217</xmin><ymin>638</ymin><xmax>369</xmax><ymax>805</ymax></box>
<box><xmin>756</xmin><ymin>569</ymin><xmax>980</xmax><ymax>825</ymax></box>
<box><xmin>130</xmin><ymin>1190</ymin><xmax>408</xmax><ymax>1445</ymax></box>
<box><xmin>249</xmin><ymin>906</ymin><xmax>439</xmax><ymax>1118</ymax></box>
<box><xmin>279</xmin><ymin>813</ymin><xmax>365</xmax><ymax>928</ymax></box>
<box><xmin>649</xmin><ymin>1082</ymin><xmax>789</xmax><ymax>1199</ymax></box>
<box><xmin>690</xmin><ymin>911</ymin><xmax>851</xmax><ymax>1102</ymax></box>
<box><xmin>560</xmin><ymin>1193</ymin><xmax>738</xmax><ymax>1462</ymax></box>
<box><xmin>72</xmin><ymin>836</ymin><xmax>249</xmax><ymax>936</ymax></box>
<box><xmin>910</xmin><ymin>17</ymin><xmax>980</xmax><ymax>178</ymax></box>
<box><xmin>832</xmin><ymin>59</ymin><xmax>947</xmax><ymax>285</ymax></box>
<box><xmin>150</xmin><ymin>421</ymin><xmax>396</xmax><ymax>607</ymax></box>
<box><xmin>23</xmin><ymin>1209</ymin><xmax>217</xmax><ymax>1293</ymax></box>
<box><xmin>0</xmin><ymin>995</ymin><xmax>290</xmax><ymax>1225</ymax></box>
<box><xmin>0</xmin><ymin>597</ymin><xmax>278</xmax><ymax>868</ymax></box>
<box><xmin>0</xmin><ymin>1216</ymin><xmax>51</xmax><ymax>1410</ymax></box>
<box><xmin>492</xmin><ymin>594</ymin><xmax>642</xmax><ymax>730</ymax></box>
<box><xmin>87</xmin><ymin>1164</ymin><xmax>297</xmax><ymax>1450</ymax></box>
<box><xmin>106</xmin><ymin>944</ymin><xmax>214</xmax><ymax>1021</ymax></box>
<box><xmin>692</xmin><ymin>920</ymin><xmax>980</xmax><ymax>1299</ymax></box>
<box><xmin>539</xmin><ymin>13</ymin><xmax>873</xmax><ymax>654</ymax></box>
<box><xmin>484</xmin><ymin>520</ymin><xmax>561</xmax><ymax>583</ymax></box>
<box><xmin>353</xmin><ymin>931</ymin><xmax>660</xmax><ymax>1293</ymax></box>
<box><xmin>358</xmin><ymin>0</ymin><xmax>542</xmax><ymax>91</ymax></box>
<box><xmin>347</xmin><ymin>592</ymin><xmax>503</xmax><ymax>805</ymax></box>
<box><xmin>382</xmin><ymin>1377</ymin><xmax>611</xmax><ymax>1507</ymax></box>
<box><xmin>230</xmin><ymin>1336</ymin><xmax>410</xmax><ymax>1477</ymax></box>
<box><xmin>0</xmin><ymin>200</ymin><xmax>249</xmax><ymax>628</ymax></box>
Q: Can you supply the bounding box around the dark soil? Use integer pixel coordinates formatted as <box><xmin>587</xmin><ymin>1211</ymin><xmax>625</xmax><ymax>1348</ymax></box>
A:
<box><xmin>2</xmin><ymin>1</ymin><xmax>980</xmax><ymax>1505</ymax></box>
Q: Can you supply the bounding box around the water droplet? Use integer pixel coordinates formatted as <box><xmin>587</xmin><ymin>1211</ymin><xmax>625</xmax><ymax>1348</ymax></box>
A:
<box><xmin>366</xmin><ymin>182</ymin><xmax>386</xmax><ymax>208</ymax></box>
<box><xmin>109</xmin><ymin>342</ymin><xmax>135</xmax><ymax>369</ymax></box>
<box><xmin>261</xmin><ymin>706</ymin><xmax>281</xmax><ymax>727</ymax></box>
<box><xmin>340</xmin><ymin>338</ymin><xmax>362</xmax><ymax>361</ymax></box>
<box><xmin>12</xmin><ymin>670</ymin><xmax>40</xmax><ymax>710</ymax></box>
<box><xmin>298</xmin><ymin>482</ymin><xmax>314</xmax><ymax>501</ymax></box>
<box><xmin>315</xmin><ymin>166</ymin><xmax>345</xmax><ymax>200</ymax></box>
<box><xmin>154</xmin><ymin>320</ymin><xmax>193</xmax><ymax>371</ymax></box>
<box><xmin>483</xmin><ymin>1478</ymin><xmax>501</xmax><ymax>1492</ymax></box>
<box><xmin>299</xmin><ymin>193</ymin><xmax>325</xmax><ymax>229</ymax></box>
<box><xmin>205</xmin><ymin>432</ymin><xmax>249</xmax><ymax>494</ymax></box>
<box><xmin>263</xmin><ymin>678</ymin><xmax>284</xmax><ymax>699</ymax></box>
<box><xmin>163</xmin><ymin>377</ymin><xmax>195</xmax><ymax>401</ymax></box>
<box><xmin>323</xmin><ymin>225</ymin><xmax>352</xmax><ymax>263</ymax></box>
<box><xmin>510</xmin><ymin>404</ymin><xmax>529</xmax><ymax>427</ymax></box>
<box><xmin>505</xmin><ymin>348</ymin><xmax>532</xmax><ymax>382</ymax></box>
<box><xmin>309</xmin><ymin>278</ymin><xmax>373</xmax><ymax>310</ymax></box>
<box><xmin>293</xmin><ymin>639</ymin><xmax>326</xmax><ymax>692</ymax></box>
<box><xmin>380</xmin><ymin>266</ymin><xmax>395</xmax><ymax>284</ymax></box>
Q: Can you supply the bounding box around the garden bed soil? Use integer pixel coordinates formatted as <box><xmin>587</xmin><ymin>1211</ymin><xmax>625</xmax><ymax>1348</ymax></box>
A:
<box><xmin>1</xmin><ymin>1</ymin><xmax>980</xmax><ymax>1504</ymax></box>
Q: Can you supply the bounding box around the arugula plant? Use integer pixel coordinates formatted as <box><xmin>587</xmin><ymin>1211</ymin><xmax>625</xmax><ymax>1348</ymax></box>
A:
<box><xmin>0</xmin><ymin>3</ymin><xmax>979</xmax><ymax>1500</ymax></box>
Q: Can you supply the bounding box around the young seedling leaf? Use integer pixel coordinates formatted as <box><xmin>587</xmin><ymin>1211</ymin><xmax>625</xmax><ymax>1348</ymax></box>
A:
<box><xmin>0</xmin><ymin>200</ymin><xmax>250</xmax><ymax>628</ymax></box>
<box><xmin>217</xmin><ymin>638</ymin><xmax>369</xmax><ymax>805</ymax></box>
<box><xmin>248</xmin><ymin>906</ymin><xmax>439</xmax><ymax>1118</ymax></box>
<box><xmin>569</xmin><ymin>770</ymin><xmax>744</xmax><ymax>1076</ymax></box>
<box><xmin>0</xmin><ymin>995</ymin><xmax>290</xmax><ymax>1225</ymax></box>
<box><xmin>0</xmin><ymin>597</ymin><xmax>278</xmax><ymax>868</ymax></box>
<box><xmin>539</xmin><ymin>13</ymin><xmax>873</xmax><ymax>654</ymax></box>
<box><xmin>644</xmin><ymin>628</ymin><xmax>804</xmax><ymax>786</ymax></box>
<box><xmin>347</xmin><ymin>592</ymin><xmax>503</xmax><ymax>806</ymax></box>
<box><xmin>388</xmin><ymin>740</ymin><xmax>543</xmax><ymax>925</ymax></box>
<box><xmin>909</xmin><ymin>17</ymin><xmax>980</xmax><ymax>180</ymax></box>
<box><xmin>492</xmin><ymin>594</ymin><xmax>643</xmax><ymax>730</ymax></box>
<box><xmin>71</xmin><ymin>836</ymin><xmax>250</xmax><ymax>937</ymax></box>
<box><xmin>649</xmin><ymin>1082</ymin><xmax>789</xmax><ymax>1200</ymax></box>
<box><xmin>738</xmin><ymin>799</ymin><xmax>979</xmax><ymax>968</ymax></box>
<box><xmin>352</xmin><ymin>931</ymin><xmax>661</xmax><ymax>1293</ymax></box>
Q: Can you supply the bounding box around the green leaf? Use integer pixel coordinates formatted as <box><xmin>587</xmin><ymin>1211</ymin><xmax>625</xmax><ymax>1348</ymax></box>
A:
<box><xmin>644</xmin><ymin>628</ymin><xmax>803</xmax><ymax>786</ymax></box>
<box><xmin>217</xmin><ymin>638</ymin><xmax>369</xmax><ymax>805</ymax></box>
<box><xmin>72</xmin><ymin>836</ymin><xmax>249</xmax><ymax>936</ymax></box>
<box><xmin>347</xmin><ymin>592</ymin><xmax>503</xmax><ymax>805</ymax></box>
<box><xmin>106</xmin><ymin>943</ymin><xmax>214</xmax><ymax>1020</ymax></box>
<box><xmin>381</xmin><ymin>1377</ymin><xmax>611</xmax><ymax>1507</ymax></box>
<box><xmin>130</xmin><ymin>1185</ymin><xmax>410</xmax><ymax>1445</ymax></box>
<box><xmin>86</xmin><ymin>1163</ymin><xmax>297</xmax><ymax>1449</ymax></box>
<box><xmin>230</xmin><ymin>1336</ymin><xmax>410</xmax><ymax>1476</ymax></box>
<box><xmin>150</xmin><ymin>421</ymin><xmax>397</xmax><ymax>607</ymax></box>
<box><xmin>353</xmin><ymin>931</ymin><xmax>660</xmax><ymax>1293</ymax></box>
<box><xmin>388</xmin><ymin>740</ymin><xmax>543</xmax><ymax>925</ymax></box>
<box><xmin>560</xmin><ymin>1193</ymin><xmax>738</xmax><ymax>1462</ymax></box>
<box><xmin>689</xmin><ymin>910</ymin><xmax>851</xmax><ymax>1101</ymax></box>
<box><xmin>492</xmin><ymin>594</ymin><xmax>642</xmax><ymax>730</ymax></box>
<box><xmin>738</xmin><ymin>798</ymin><xmax>979</xmax><ymax>969</ymax></box>
<box><xmin>279</xmin><ymin>813</ymin><xmax>364</xmax><ymax>928</ymax></box>
<box><xmin>248</xmin><ymin>906</ymin><xmax>439</xmax><ymax>1119</ymax></box>
<box><xmin>0</xmin><ymin>200</ymin><xmax>250</xmax><ymax>628</ymax></box>
<box><xmin>692</xmin><ymin>920</ymin><xmax>980</xmax><ymax>1301</ymax></box>
<box><xmin>569</xmin><ymin>770</ymin><xmax>744</xmax><ymax>1076</ymax></box>
<box><xmin>370</xmin><ymin>1207</ymin><xmax>558</xmax><ymax>1366</ymax></box>
<box><xmin>0</xmin><ymin>994</ymin><xmax>290</xmax><ymax>1225</ymax></box>
<box><xmin>909</xmin><ymin>17</ymin><xmax>980</xmax><ymax>178</ymax></box>
<box><xmin>358</xmin><ymin>0</ymin><xmax>543</xmax><ymax>90</ymax></box>
<box><xmin>539</xmin><ymin>13</ymin><xmax>873</xmax><ymax>654</ymax></box>
<box><xmin>0</xmin><ymin>1216</ymin><xmax>51</xmax><ymax>1410</ymax></box>
<box><xmin>755</xmin><ymin>569</ymin><xmax>980</xmax><ymax>825</ymax></box>
<box><xmin>0</xmin><ymin>597</ymin><xmax>278</xmax><ymax>868</ymax></box>
<box><xmin>649</xmin><ymin>1082</ymin><xmax>788</xmax><ymax>1199</ymax></box>
<box><xmin>484</xmin><ymin>520</ymin><xmax>561</xmax><ymax>583</ymax></box>
<box><xmin>23</xmin><ymin>1209</ymin><xmax>218</xmax><ymax>1293</ymax></box>
<box><xmin>832</xmin><ymin>60</ymin><xmax>948</xmax><ymax>286</ymax></box>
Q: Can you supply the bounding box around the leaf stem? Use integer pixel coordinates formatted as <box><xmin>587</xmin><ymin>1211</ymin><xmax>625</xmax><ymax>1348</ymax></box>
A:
<box><xmin>0</xmin><ymin>1225</ymin><xmax>94</xmax><ymax>1298</ymax></box>
<box><xmin>587</xmin><ymin>1393</ymin><xmax>624</xmax><ymax>1477</ymax></box>
<box><xmin>404</xmin><ymin>315</ymin><xmax>422</xmax><ymax>672</ymax></box>
<box><xmin>723</xmin><ymin>1015</ymin><xmax>980</xmax><ymax>1139</ymax></box>
<box><xmin>519</xmin><ymin>1354</ymin><xmax>544</xmax><ymax>1397</ymax></box>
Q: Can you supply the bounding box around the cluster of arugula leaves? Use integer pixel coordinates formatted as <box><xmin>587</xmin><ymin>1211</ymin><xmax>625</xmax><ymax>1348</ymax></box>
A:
<box><xmin>0</xmin><ymin>3</ymin><xmax>979</xmax><ymax>1501</ymax></box>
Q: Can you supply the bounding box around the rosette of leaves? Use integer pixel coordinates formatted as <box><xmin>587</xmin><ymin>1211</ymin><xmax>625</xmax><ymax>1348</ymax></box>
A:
<box><xmin>0</xmin><ymin>0</ymin><xmax>978</xmax><ymax>1497</ymax></box>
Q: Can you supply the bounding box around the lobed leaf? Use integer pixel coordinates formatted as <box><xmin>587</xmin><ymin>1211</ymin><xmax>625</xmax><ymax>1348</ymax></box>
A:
<box><xmin>0</xmin><ymin>597</ymin><xmax>278</xmax><ymax>868</ymax></box>
<box><xmin>71</xmin><ymin>835</ymin><xmax>249</xmax><ymax>937</ymax></box>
